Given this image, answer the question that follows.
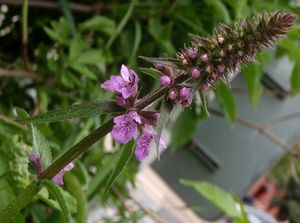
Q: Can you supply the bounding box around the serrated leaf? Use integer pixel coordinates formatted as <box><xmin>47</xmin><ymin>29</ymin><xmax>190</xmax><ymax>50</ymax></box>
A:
<box><xmin>242</xmin><ymin>63</ymin><xmax>264</xmax><ymax>106</ymax></box>
<box><xmin>156</xmin><ymin>97</ymin><xmax>173</xmax><ymax>158</ymax></box>
<box><xmin>87</xmin><ymin>150</ymin><xmax>123</xmax><ymax>199</ymax></box>
<box><xmin>18</xmin><ymin>100</ymin><xmax>123</xmax><ymax>123</ymax></box>
<box><xmin>171</xmin><ymin>109</ymin><xmax>197</xmax><ymax>150</ymax></box>
<box><xmin>139</xmin><ymin>56</ymin><xmax>180</xmax><ymax>68</ymax></box>
<box><xmin>215</xmin><ymin>81</ymin><xmax>237</xmax><ymax>123</ymax></box>
<box><xmin>103</xmin><ymin>141</ymin><xmax>135</xmax><ymax>196</ymax></box>
<box><xmin>180</xmin><ymin>180</ymin><xmax>244</xmax><ymax>221</ymax></box>
<box><xmin>31</xmin><ymin>125</ymin><xmax>52</xmax><ymax>169</ymax></box>
<box><xmin>139</xmin><ymin>67</ymin><xmax>162</xmax><ymax>79</ymax></box>
<box><xmin>41</xmin><ymin>180</ymin><xmax>71</xmax><ymax>223</ymax></box>
<box><xmin>79</xmin><ymin>16</ymin><xmax>116</xmax><ymax>36</ymax></box>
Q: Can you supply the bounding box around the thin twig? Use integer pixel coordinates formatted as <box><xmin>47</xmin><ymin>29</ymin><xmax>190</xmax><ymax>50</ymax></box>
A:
<box><xmin>0</xmin><ymin>114</ymin><xmax>27</xmax><ymax>131</ymax></box>
<box><xmin>0</xmin><ymin>68</ymin><xmax>43</xmax><ymax>81</ymax></box>
<box><xmin>0</xmin><ymin>0</ymin><xmax>94</xmax><ymax>14</ymax></box>
<box><xmin>263</xmin><ymin>111</ymin><xmax>300</xmax><ymax>129</ymax></box>
<box><xmin>209</xmin><ymin>108</ymin><xmax>300</xmax><ymax>159</ymax></box>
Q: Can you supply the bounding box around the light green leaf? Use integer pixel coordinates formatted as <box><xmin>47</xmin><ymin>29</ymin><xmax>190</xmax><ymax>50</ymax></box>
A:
<box><xmin>70</xmin><ymin>64</ymin><xmax>97</xmax><ymax>80</ymax></box>
<box><xmin>199</xmin><ymin>91</ymin><xmax>210</xmax><ymax>119</ymax></box>
<box><xmin>76</xmin><ymin>50</ymin><xmax>103</xmax><ymax>65</ymax></box>
<box><xmin>242</xmin><ymin>63</ymin><xmax>264</xmax><ymax>106</ymax></box>
<box><xmin>215</xmin><ymin>81</ymin><xmax>237</xmax><ymax>123</ymax></box>
<box><xmin>171</xmin><ymin>109</ymin><xmax>197</xmax><ymax>150</ymax></box>
<box><xmin>129</xmin><ymin>21</ymin><xmax>142</xmax><ymax>66</ymax></box>
<box><xmin>87</xmin><ymin>150</ymin><xmax>123</xmax><ymax>199</ymax></box>
<box><xmin>79</xmin><ymin>16</ymin><xmax>116</xmax><ymax>36</ymax></box>
<box><xmin>68</xmin><ymin>35</ymin><xmax>87</xmax><ymax>63</ymax></box>
<box><xmin>41</xmin><ymin>180</ymin><xmax>71</xmax><ymax>223</ymax></box>
<box><xmin>180</xmin><ymin>180</ymin><xmax>244</xmax><ymax>221</ymax></box>
<box><xmin>103</xmin><ymin>141</ymin><xmax>135</xmax><ymax>196</ymax></box>
<box><xmin>156</xmin><ymin>97</ymin><xmax>173</xmax><ymax>158</ymax></box>
<box><xmin>139</xmin><ymin>67</ymin><xmax>163</xmax><ymax>79</ymax></box>
<box><xmin>18</xmin><ymin>100</ymin><xmax>123</xmax><ymax>123</ymax></box>
<box><xmin>64</xmin><ymin>173</ymin><xmax>87</xmax><ymax>223</ymax></box>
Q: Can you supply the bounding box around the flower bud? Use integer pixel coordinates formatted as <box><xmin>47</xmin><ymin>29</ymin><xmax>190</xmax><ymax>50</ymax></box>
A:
<box><xmin>217</xmin><ymin>64</ymin><xmax>225</xmax><ymax>73</ymax></box>
<box><xmin>187</xmin><ymin>49</ymin><xmax>197</xmax><ymax>59</ymax></box>
<box><xmin>200</xmin><ymin>54</ymin><xmax>209</xmax><ymax>62</ymax></box>
<box><xmin>154</xmin><ymin>63</ymin><xmax>163</xmax><ymax>70</ymax></box>
<box><xmin>180</xmin><ymin>87</ymin><xmax>191</xmax><ymax>100</ymax></box>
<box><xmin>168</xmin><ymin>89</ymin><xmax>177</xmax><ymax>100</ymax></box>
<box><xmin>159</xmin><ymin>75</ymin><xmax>171</xmax><ymax>87</ymax></box>
<box><xmin>202</xmin><ymin>83</ymin><xmax>211</xmax><ymax>91</ymax></box>
<box><xmin>191</xmin><ymin>68</ymin><xmax>201</xmax><ymax>78</ymax></box>
<box><xmin>218</xmin><ymin>36</ymin><xmax>225</xmax><ymax>44</ymax></box>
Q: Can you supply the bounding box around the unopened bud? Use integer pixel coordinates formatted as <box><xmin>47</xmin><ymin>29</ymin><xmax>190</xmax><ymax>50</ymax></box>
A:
<box><xmin>160</xmin><ymin>75</ymin><xmax>171</xmax><ymax>87</ymax></box>
<box><xmin>180</xmin><ymin>87</ymin><xmax>191</xmax><ymax>100</ymax></box>
<box><xmin>200</xmin><ymin>54</ymin><xmax>209</xmax><ymax>62</ymax></box>
<box><xmin>191</xmin><ymin>68</ymin><xmax>201</xmax><ymax>78</ymax></box>
<box><xmin>217</xmin><ymin>64</ymin><xmax>225</xmax><ymax>73</ymax></box>
<box><xmin>218</xmin><ymin>36</ymin><xmax>225</xmax><ymax>44</ymax></box>
<box><xmin>187</xmin><ymin>49</ymin><xmax>197</xmax><ymax>59</ymax></box>
<box><xmin>168</xmin><ymin>89</ymin><xmax>177</xmax><ymax>100</ymax></box>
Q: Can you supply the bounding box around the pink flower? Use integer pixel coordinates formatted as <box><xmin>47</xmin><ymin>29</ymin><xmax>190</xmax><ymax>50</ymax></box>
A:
<box><xmin>191</xmin><ymin>68</ymin><xmax>201</xmax><ymax>78</ymax></box>
<box><xmin>187</xmin><ymin>49</ymin><xmax>197</xmax><ymax>59</ymax></box>
<box><xmin>52</xmin><ymin>163</ymin><xmax>74</xmax><ymax>185</ymax></box>
<box><xmin>101</xmin><ymin>64</ymin><xmax>139</xmax><ymax>99</ymax></box>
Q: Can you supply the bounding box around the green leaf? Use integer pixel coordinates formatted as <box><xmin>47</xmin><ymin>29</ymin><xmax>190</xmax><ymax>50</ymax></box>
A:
<box><xmin>87</xmin><ymin>151</ymin><xmax>123</xmax><ymax>199</ymax></box>
<box><xmin>70</xmin><ymin>64</ymin><xmax>97</xmax><ymax>80</ymax></box>
<box><xmin>156</xmin><ymin>97</ymin><xmax>173</xmax><ymax>158</ymax></box>
<box><xmin>129</xmin><ymin>21</ymin><xmax>142</xmax><ymax>66</ymax></box>
<box><xmin>103</xmin><ymin>141</ymin><xmax>135</xmax><ymax>196</ymax></box>
<box><xmin>58</xmin><ymin>0</ymin><xmax>76</xmax><ymax>35</ymax></box>
<box><xmin>139</xmin><ymin>56</ymin><xmax>180</xmax><ymax>68</ymax></box>
<box><xmin>171</xmin><ymin>109</ymin><xmax>197</xmax><ymax>150</ymax></box>
<box><xmin>106</xmin><ymin>2</ymin><xmax>135</xmax><ymax>48</ymax></box>
<box><xmin>68</xmin><ymin>35</ymin><xmax>87</xmax><ymax>63</ymax></box>
<box><xmin>199</xmin><ymin>91</ymin><xmax>210</xmax><ymax>119</ymax></box>
<box><xmin>76</xmin><ymin>50</ymin><xmax>103</xmax><ymax>65</ymax></box>
<box><xmin>31</xmin><ymin>124</ymin><xmax>52</xmax><ymax>168</ymax></box>
<box><xmin>79</xmin><ymin>16</ymin><xmax>116</xmax><ymax>36</ymax></box>
<box><xmin>204</xmin><ymin>0</ymin><xmax>231</xmax><ymax>24</ymax></box>
<box><xmin>41</xmin><ymin>180</ymin><xmax>71</xmax><ymax>223</ymax></box>
<box><xmin>18</xmin><ymin>100</ymin><xmax>123</xmax><ymax>123</ymax></box>
<box><xmin>242</xmin><ymin>63</ymin><xmax>264</xmax><ymax>106</ymax></box>
<box><xmin>291</xmin><ymin>64</ymin><xmax>300</xmax><ymax>94</ymax></box>
<box><xmin>139</xmin><ymin>67</ymin><xmax>163</xmax><ymax>79</ymax></box>
<box><xmin>64</xmin><ymin>173</ymin><xmax>87</xmax><ymax>223</ymax></box>
<box><xmin>180</xmin><ymin>180</ymin><xmax>245</xmax><ymax>222</ymax></box>
<box><xmin>215</xmin><ymin>81</ymin><xmax>237</xmax><ymax>123</ymax></box>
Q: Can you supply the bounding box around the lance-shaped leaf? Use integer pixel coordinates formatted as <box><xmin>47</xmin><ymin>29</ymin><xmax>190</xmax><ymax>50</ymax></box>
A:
<box><xmin>103</xmin><ymin>141</ymin><xmax>135</xmax><ymax>196</ymax></box>
<box><xmin>139</xmin><ymin>56</ymin><xmax>181</xmax><ymax>68</ymax></box>
<box><xmin>156</xmin><ymin>96</ymin><xmax>173</xmax><ymax>159</ymax></box>
<box><xmin>18</xmin><ymin>100</ymin><xmax>124</xmax><ymax>123</ymax></box>
<box><xmin>139</xmin><ymin>67</ymin><xmax>163</xmax><ymax>79</ymax></box>
<box><xmin>41</xmin><ymin>180</ymin><xmax>71</xmax><ymax>223</ymax></box>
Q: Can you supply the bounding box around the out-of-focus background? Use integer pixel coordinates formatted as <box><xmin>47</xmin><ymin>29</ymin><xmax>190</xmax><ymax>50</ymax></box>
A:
<box><xmin>1</xmin><ymin>0</ymin><xmax>300</xmax><ymax>222</ymax></box>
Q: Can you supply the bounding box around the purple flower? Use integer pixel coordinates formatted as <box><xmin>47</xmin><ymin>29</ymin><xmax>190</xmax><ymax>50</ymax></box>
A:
<box><xmin>135</xmin><ymin>131</ymin><xmax>155</xmax><ymax>161</ymax></box>
<box><xmin>187</xmin><ymin>49</ymin><xmax>197</xmax><ymax>59</ymax></box>
<box><xmin>168</xmin><ymin>89</ymin><xmax>178</xmax><ymax>100</ymax></box>
<box><xmin>200</xmin><ymin>54</ymin><xmax>209</xmax><ymax>62</ymax></box>
<box><xmin>191</xmin><ymin>68</ymin><xmax>200</xmax><ymax>78</ymax></box>
<box><xmin>52</xmin><ymin>162</ymin><xmax>74</xmax><ymax>185</ymax></box>
<box><xmin>29</xmin><ymin>153</ymin><xmax>43</xmax><ymax>175</ymax></box>
<box><xmin>180</xmin><ymin>87</ymin><xmax>191</xmax><ymax>100</ymax></box>
<box><xmin>112</xmin><ymin>111</ymin><xmax>141</xmax><ymax>144</ymax></box>
<box><xmin>160</xmin><ymin>75</ymin><xmax>171</xmax><ymax>87</ymax></box>
<box><xmin>101</xmin><ymin>64</ymin><xmax>139</xmax><ymax>99</ymax></box>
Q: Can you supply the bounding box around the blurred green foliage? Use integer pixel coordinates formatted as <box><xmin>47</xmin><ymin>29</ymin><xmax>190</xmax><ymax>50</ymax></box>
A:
<box><xmin>0</xmin><ymin>0</ymin><xmax>300</xmax><ymax>222</ymax></box>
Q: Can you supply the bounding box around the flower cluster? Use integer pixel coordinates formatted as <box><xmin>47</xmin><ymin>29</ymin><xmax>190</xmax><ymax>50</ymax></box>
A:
<box><xmin>101</xmin><ymin>65</ymin><xmax>166</xmax><ymax>160</ymax></box>
<box><xmin>175</xmin><ymin>11</ymin><xmax>296</xmax><ymax>91</ymax></box>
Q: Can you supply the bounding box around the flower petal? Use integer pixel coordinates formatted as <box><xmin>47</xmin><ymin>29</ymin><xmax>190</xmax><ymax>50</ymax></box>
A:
<box><xmin>121</xmin><ymin>64</ymin><xmax>130</xmax><ymax>81</ymax></box>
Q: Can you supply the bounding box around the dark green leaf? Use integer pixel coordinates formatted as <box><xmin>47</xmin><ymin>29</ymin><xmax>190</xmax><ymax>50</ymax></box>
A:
<box><xmin>41</xmin><ymin>180</ymin><xmax>71</xmax><ymax>223</ymax></box>
<box><xmin>171</xmin><ymin>109</ymin><xmax>197</xmax><ymax>150</ymax></box>
<box><xmin>139</xmin><ymin>67</ymin><xmax>163</xmax><ymax>79</ymax></box>
<box><xmin>18</xmin><ymin>100</ymin><xmax>123</xmax><ymax>123</ymax></box>
<box><xmin>156</xmin><ymin>97</ymin><xmax>173</xmax><ymax>158</ymax></box>
<box><xmin>180</xmin><ymin>180</ymin><xmax>244</xmax><ymax>221</ymax></box>
<box><xmin>139</xmin><ymin>56</ymin><xmax>180</xmax><ymax>68</ymax></box>
<box><xmin>204</xmin><ymin>0</ymin><xmax>231</xmax><ymax>24</ymax></box>
<box><xmin>58</xmin><ymin>0</ymin><xmax>76</xmax><ymax>35</ymax></box>
<box><xmin>79</xmin><ymin>16</ymin><xmax>116</xmax><ymax>36</ymax></box>
<box><xmin>76</xmin><ymin>50</ymin><xmax>103</xmax><ymax>65</ymax></box>
<box><xmin>129</xmin><ymin>21</ymin><xmax>142</xmax><ymax>66</ymax></box>
<box><xmin>103</xmin><ymin>141</ymin><xmax>135</xmax><ymax>196</ymax></box>
<box><xmin>215</xmin><ymin>81</ymin><xmax>237</xmax><ymax>123</ymax></box>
